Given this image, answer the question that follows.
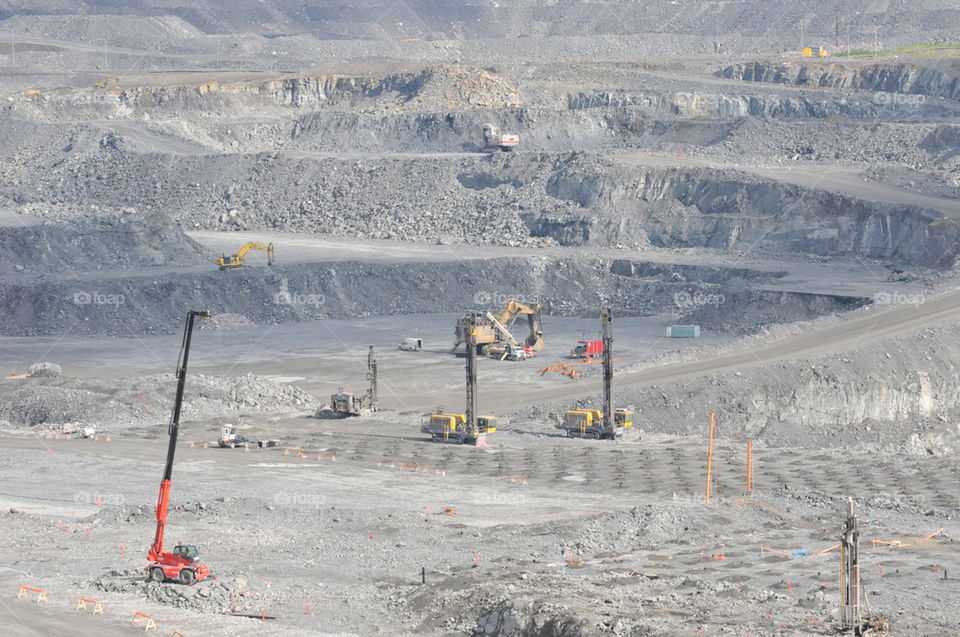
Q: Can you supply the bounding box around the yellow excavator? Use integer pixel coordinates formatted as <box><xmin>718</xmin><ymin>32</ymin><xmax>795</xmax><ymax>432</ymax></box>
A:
<box><xmin>215</xmin><ymin>242</ymin><xmax>275</xmax><ymax>270</ymax></box>
<box><xmin>453</xmin><ymin>298</ymin><xmax>543</xmax><ymax>360</ymax></box>
<box><xmin>93</xmin><ymin>77</ymin><xmax>120</xmax><ymax>89</ymax></box>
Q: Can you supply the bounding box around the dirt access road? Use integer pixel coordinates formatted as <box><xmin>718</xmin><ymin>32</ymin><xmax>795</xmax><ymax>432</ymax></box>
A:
<box><xmin>2</xmin><ymin>285</ymin><xmax>956</xmax><ymax>417</ymax></box>
<box><xmin>494</xmin><ymin>285</ymin><xmax>960</xmax><ymax>411</ymax></box>
<box><xmin>190</xmin><ymin>230</ymin><xmax>914</xmax><ymax>299</ymax></box>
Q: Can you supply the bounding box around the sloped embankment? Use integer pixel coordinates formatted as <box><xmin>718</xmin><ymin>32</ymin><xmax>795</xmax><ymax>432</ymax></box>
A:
<box><xmin>719</xmin><ymin>60</ymin><xmax>960</xmax><ymax>103</ymax></box>
<box><xmin>6</xmin><ymin>152</ymin><xmax>956</xmax><ymax>268</ymax></box>
<box><xmin>0</xmin><ymin>215</ymin><xmax>209</xmax><ymax>275</ymax></box>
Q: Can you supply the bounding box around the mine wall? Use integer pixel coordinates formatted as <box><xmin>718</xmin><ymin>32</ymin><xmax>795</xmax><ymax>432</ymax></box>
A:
<box><xmin>0</xmin><ymin>255</ymin><xmax>863</xmax><ymax>337</ymax></box>
<box><xmin>721</xmin><ymin>61</ymin><xmax>960</xmax><ymax>103</ymax></box>
<box><xmin>5</xmin><ymin>148</ymin><xmax>956</xmax><ymax>267</ymax></box>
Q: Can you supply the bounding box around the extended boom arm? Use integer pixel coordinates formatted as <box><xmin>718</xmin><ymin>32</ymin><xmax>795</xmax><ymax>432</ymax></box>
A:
<box><xmin>148</xmin><ymin>310</ymin><xmax>210</xmax><ymax>562</ymax></box>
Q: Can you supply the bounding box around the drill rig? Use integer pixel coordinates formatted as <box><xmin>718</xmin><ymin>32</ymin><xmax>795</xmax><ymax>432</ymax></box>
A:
<box><xmin>146</xmin><ymin>310</ymin><xmax>212</xmax><ymax>585</ymax></box>
<box><xmin>557</xmin><ymin>308</ymin><xmax>633</xmax><ymax>439</ymax></box>
<box><xmin>425</xmin><ymin>316</ymin><xmax>496</xmax><ymax>445</ymax></box>
<box><xmin>317</xmin><ymin>346</ymin><xmax>379</xmax><ymax>418</ymax></box>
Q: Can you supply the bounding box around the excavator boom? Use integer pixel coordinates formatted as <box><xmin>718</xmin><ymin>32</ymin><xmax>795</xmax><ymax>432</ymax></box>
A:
<box><xmin>492</xmin><ymin>300</ymin><xmax>543</xmax><ymax>351</ymax></box>
<box><xmin>453</xmin><ymin>298</ymin><xmax>543</xmax><ymax>355</ymax></box>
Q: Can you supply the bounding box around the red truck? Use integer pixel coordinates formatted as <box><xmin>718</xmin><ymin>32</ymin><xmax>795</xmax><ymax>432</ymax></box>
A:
<box><xmin>570</xmin><ymin>340</ymin><xmax>603</xmax><ymax>359</ymax></box>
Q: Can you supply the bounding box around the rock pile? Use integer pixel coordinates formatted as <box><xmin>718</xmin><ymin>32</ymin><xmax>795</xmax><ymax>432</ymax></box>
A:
<box><xmin>0</xmin><ymin>373</ymin><xmax>314</xmax><ymax>430</ymax></box>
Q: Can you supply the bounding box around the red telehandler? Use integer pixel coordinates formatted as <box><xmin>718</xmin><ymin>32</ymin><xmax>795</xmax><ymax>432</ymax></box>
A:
<box><xmin>146</xmin><ymin>310</ymin><xmax>212</xmax><ymax>585</ymax></box>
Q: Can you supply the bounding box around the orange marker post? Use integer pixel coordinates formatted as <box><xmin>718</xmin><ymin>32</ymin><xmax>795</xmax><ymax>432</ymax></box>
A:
<box><xmin>705</xmin><ymin>413</ymin><xmax>716</xmax><ymax>505</ymax></box>
<box><xmin>746</xmin><ymin>440</ymin><xmax>753</xmax><ymax>495</ymax></box>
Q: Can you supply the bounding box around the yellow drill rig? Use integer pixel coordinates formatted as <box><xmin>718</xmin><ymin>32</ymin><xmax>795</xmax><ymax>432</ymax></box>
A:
<box><xmin>556</xmin><ymin>308</ymin><xmax>634</xmax><ymax>440</ymax></box>
<box><xmin>425</xmin><ymin>317</ymin><xmax>497</xmax><ymax>445</ymax></box>
<box><xmin>215</xmin><ymin>242</ymin><xmax>275</xmax><ymax>270</ymax></box>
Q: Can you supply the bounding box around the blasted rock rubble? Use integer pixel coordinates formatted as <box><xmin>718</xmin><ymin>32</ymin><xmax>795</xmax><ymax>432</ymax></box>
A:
<box><xmin>0</xmin><ymin>374</ymin><xmax>312</xmax><ymax>430</ymax></box>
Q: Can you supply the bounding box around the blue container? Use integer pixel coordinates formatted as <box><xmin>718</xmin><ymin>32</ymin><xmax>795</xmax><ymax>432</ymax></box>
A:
<box><xmin>665</xmin><ymin>325</ymin><xmax>701</xmax><ymax>338</ymax></box>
